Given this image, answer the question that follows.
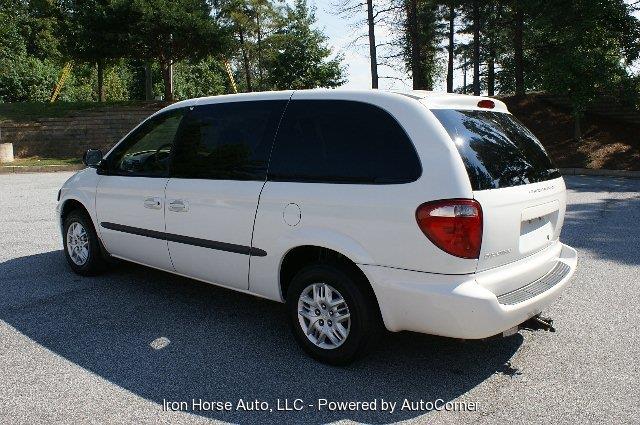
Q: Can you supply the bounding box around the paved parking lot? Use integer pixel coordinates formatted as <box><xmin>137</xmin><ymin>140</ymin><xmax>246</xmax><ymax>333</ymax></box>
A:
<box><xmin>0</xmin><ymin>172</ymin><xmax>639</xmax><ymax>424</ymax></box>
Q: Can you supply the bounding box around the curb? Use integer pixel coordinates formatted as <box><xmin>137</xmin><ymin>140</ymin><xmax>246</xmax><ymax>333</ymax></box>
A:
<box><xmin>560</xmin><ymin>168</ymin><xmax>640</xmax><ymax>179</ymax></box>
<box><xmin>0</xmin><ymin>164</ymin><xmax>84</xmax><ymax>174</ymax></box>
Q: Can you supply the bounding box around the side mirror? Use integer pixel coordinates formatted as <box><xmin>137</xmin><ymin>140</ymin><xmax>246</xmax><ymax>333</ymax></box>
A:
<box><xmin>82</xmin><ymin>149</ymin><xmax>103</xmax><ymax>167</ymax></box>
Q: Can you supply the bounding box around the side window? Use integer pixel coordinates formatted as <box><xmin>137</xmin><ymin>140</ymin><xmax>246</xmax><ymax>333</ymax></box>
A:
<box><xmin>171</xmin><ymin>100</ymin><xmax>287</xmax><ymax>180</ymax></box>
<box><xmin>268</xmin><ymin>100</ymin><xmax>421</xmax><ymax>184</ymax></box>
<box><xmin>108</xmin><ymin>109</ymin><xmax>185</xmax><ymax>177</ymax></box>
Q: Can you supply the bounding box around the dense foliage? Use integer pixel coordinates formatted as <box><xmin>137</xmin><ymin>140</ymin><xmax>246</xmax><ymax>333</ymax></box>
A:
<box><xmin>0</xmin><ymin>0</ymin><xmax>345</xmax><ymax>102</ymax></box>
<box><xmin>394</xmin><ymin>0</ymin><xmax>640</xmax><ymax>96</ymax></box>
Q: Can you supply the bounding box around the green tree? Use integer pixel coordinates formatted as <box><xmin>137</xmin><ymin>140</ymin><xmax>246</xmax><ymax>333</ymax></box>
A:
<box><xmin>529</xmin><ymin>0</ymin><xmax>640</xmax><ymax>138</ymax></box>
<box><xmin>173</xmin><ymin>57</ymin><xmax>229</xmax><ymax>99</ymax></box>
<box><xmin>0</xmin><ymin>0</ymin><xmax>62</xmax><ymax>101</ymax></box>
<box><xmin>262</xmin><ymin>0</ymin><xmax>345</xmax><ymax>90</ymax></box>
<box><xmin>62</xmin><ymin>0</ymin><xmax>132</xmax><ymax>101</ymax></box>
<box><xmin>455</xmin><ymin>0</ymin><xmax>491</xmax><ymax>95</ymax></box>
<box><xmin>217</xmin><ymin>0</ymin><xmax>284</xmax><ymax>92</ymax></box>
<box><xmin>125</xmin><ymin>0</ymin><xmax>230</xmax><ymax>101</ymax></box>
<box><xmin>216</xmin><ymin>0</ymin><xmax>281</xmax><ymax>92</ymax></box>
<box><xmin>395</xmin><ymin>0</ymin><xmax>449</xmax><ymax>91</ymax></box>
<box><xmin>217</xmin><ymin>0</ymin><xmax>256</xmax><ymax>91</ymax></box>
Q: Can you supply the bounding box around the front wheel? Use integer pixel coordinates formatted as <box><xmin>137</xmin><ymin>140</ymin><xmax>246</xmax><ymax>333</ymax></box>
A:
<box><xmin>63</xmin><ymin>210</ymin><xmax>107</xmax><ymax>276</ymax></box>
<box><xmin>286</xmin><ymin>264</ymin><xmax>380</xmax><ymax>365</ymax></box>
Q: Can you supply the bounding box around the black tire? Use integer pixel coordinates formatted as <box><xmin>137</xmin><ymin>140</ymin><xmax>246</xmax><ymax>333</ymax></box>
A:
<box><xmin>286</xmin><ymin>263</ymin><xmax>381</xmax><ymax>365</ymax></box>
<box><xmin>62</xmin><ymin>210</ymin><xmax>107</xmax><ymax>276</ymax></box>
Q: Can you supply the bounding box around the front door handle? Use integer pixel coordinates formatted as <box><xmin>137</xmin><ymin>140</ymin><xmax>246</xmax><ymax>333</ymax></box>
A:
<box><xmin>168</xmin><ymin>199</ymin><xmax>189</xmax><ymax>212</ymax></box>
<box><xmin>143</xmin><ymin>196</ymin><xmax>162</xmax><ymax>210</ymax></box>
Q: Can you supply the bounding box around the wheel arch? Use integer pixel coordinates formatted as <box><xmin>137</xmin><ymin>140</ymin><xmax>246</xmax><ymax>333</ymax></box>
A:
<box><xmin>59</xmin><ymin>197</ymin><xmax>99</xmax><ymax>235</ymax></box>
<box><xmin>279</xmin><ymin>245</ymin><xmax>383</xmax><ymax>321</ymax></box>
<box><xmin>60</xmin><ymin>198</ymin><xmax>90</xmax><ymax>223</ymax></box>
<box><xmin>59</xmin><ymin>197</ymin><xmax>110</xmax><ymax>256</ymax></box>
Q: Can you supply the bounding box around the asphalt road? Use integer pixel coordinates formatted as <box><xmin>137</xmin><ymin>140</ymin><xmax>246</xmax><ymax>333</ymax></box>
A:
<box><xmin>0</xmin><ymin>172</ymin><xmax>638</xmax><ymax>424</ymax></box>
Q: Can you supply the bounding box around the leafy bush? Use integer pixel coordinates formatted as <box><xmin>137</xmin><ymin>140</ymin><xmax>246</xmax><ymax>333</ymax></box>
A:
<box><xmin>0</xmin><ymin>56</ymin><xmax>58</xmax><ymax>102</ymax></box>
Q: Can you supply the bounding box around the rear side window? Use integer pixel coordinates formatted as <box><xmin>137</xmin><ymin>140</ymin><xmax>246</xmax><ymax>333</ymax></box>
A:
<box><xmin>268</xmin><ymin>100</ymin><xmax>421</xmax><ymax>184</ymax></box>
<box><xmin>431</xmin><ymin>109</ymin><xmax>560</xmax><ymax>190</ymax></box>
<box><xmin>171</xmin><ymin>100</ymin><xmax>287</xmax><ymax>180</ymax></box>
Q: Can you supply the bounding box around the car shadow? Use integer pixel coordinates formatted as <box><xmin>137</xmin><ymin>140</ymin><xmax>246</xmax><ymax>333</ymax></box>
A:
<box><xmin>0</xmin><ymin>251</ymin><xmax>523</xmax><ymax>424</ymax></box>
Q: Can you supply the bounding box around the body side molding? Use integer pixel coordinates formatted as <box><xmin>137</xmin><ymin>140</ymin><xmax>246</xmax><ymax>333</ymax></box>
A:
<box><xmin>100</xmin><ymin>222</ymin><xmax>267</xmax><ymax>257</ymax></box>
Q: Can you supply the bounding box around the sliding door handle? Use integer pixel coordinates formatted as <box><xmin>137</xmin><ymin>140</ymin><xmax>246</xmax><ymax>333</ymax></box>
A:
<box><xmin>168</xmin><ymin>199</ymin><xmax>189</xmax><ymax>212</ymax></box>
<box><xmin>143</xmin><ymin>196</ymin><xmax>162</xmax><ymax>210</ymax></box>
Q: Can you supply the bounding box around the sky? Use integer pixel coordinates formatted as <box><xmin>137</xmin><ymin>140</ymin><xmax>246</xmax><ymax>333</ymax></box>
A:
<box><xmin>311</xmin><ymin>0</ymin><xmax>640</xmax><ymax>93</ymax></box>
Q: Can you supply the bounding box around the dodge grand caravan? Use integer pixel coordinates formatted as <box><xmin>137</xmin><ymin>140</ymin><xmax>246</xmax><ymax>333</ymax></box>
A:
<box><xmin>57</xmin><ymin>90</ymin><xmax>577</xmax><ymax>365</ymax></box>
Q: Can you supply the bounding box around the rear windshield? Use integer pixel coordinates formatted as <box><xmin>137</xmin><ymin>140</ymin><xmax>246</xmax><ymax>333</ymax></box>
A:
<box><xmin>431</xmin><ymin>109</ymin><xmax>560</xmax><ymax>190</ymax></box>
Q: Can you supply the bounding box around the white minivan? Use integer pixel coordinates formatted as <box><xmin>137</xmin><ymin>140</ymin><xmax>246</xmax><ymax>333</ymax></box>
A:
<box><xmin>57</xmin><ymin>90</ymin><xmax>577</xmax><ymax>364</ymax></box>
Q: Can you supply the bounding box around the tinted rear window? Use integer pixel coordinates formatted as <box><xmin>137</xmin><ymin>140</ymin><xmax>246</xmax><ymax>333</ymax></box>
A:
<box><xmin>431</xmin><ymin>109</ymin><xmax>560</xmax><ymax>190</ymax></box>
<box><xmin>268</xmin><ymin>100</ymin><xmax>421</xmax><ymax>184</ymax></box>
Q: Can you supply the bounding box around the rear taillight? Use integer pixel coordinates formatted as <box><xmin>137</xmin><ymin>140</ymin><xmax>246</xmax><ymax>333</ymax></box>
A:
<box><xmin>416</xmin><ymin>199</ymin><xmax>483</xmax><ymax>259</ymax></box>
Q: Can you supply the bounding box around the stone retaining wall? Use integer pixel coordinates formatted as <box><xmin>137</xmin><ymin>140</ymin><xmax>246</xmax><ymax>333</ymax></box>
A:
<box><xmin>0</xmin><ymin>103</ymin><xmax>165</xmax><ymax>158</ymax></box>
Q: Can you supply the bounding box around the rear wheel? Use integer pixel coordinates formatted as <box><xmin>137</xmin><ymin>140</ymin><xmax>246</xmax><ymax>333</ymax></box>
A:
<box><xmin>63</xmin><ymin>210</ymin><xmax>107</xmax><ymax>276</ymax></box>
<box><xmin>287</xmin><ymin>263</ymin><xmax>380</xmax><ymax>365</ymax></box>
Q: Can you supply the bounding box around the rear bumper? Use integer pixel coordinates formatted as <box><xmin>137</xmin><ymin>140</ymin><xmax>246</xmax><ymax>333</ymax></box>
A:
<box><xmin>359</xmin><ymin>243</ymin><xmax>577</xmax><ymax>339</ymax></box>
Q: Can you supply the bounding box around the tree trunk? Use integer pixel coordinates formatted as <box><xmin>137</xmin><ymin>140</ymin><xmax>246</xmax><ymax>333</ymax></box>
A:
<box><xmin>162</xmin><ymin>60</ymin><xmax>173</xmax><ymax>102</ymax></box>
<box><xmin>238</xmin><ymin>27</ymin><xmax>252</xmax><ymax>92</ymax></box>
<box><xmin>256</xmin><ymin>10</ymin><xmax>263</xmax><ymax>91</ymax></box>
<box><xmin>446</xmin><ymin>1</ymin><xmax>455</xmax><ymax>93</ymax></box>
<box><xmin>97</xmin><ymin>59</ymin><xmax>105</xmax><ymax>102</ymax></box>
<box><xmin>513</xmin><ymin>4</ymin><xmax>525</xmax><ymax>96</ymax></box>
<box><xmin>472</xmin><ymin>0</ymin><xmax>480</xmax><ymax>96</ymax></box>
<box><xmin>366</xmin><ymin>0</ymin><xmax>379</xmax><ymax>89</ymax></box>
<box><xmin>573</xmin><ymin>108</ymin><xmax>582</xmax><ymax>140</ymax></box>
<box><xmin>487</xmin><ymin>48</ymin><xmax>495</xmax><ymax>96</ymax></box>
<box><xmin>408</xmin><ymin>0</ymin><xmax>422</xmax><ymax>89</ymax></box>
<box><xmin>487</xmin><ymin>3</ymin><xmax>501</xmax><ymax>97</ymax></box>
<box><xmin>144</xmin><ymin>61</ymin><xmax>153</xmax><ymax>101</ymax></box>
<box><xmin>463</xmin><ymin>61</ymin><xmax>467</xmax><ymax>94</ymax></box>
<box><xmin>487</xmin><ymin>59</ymin><xmax>495</xmax><ymax>96</ymax></box>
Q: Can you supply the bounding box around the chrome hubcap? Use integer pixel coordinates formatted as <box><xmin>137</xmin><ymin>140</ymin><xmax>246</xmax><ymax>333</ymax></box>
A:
<box><xmin>298</xmin><ymin>283</ymin><xmax>351</xmax><ymax>349</ymax></box>
<box><xmin>66</xmin><ymin>222</ymin><xmax>89</xmax><ymax>266</ymax></box>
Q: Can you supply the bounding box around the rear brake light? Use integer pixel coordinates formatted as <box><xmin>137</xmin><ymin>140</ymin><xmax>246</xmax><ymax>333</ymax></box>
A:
<box><xmin>477</xmin><ymin>99</ymin><xmax>495</xmax><ymax>109</ymax></box>
<box><xmin>416</xmin><ymin>199</ymin><xmax>483</xmax><ymax>259</ymax></box>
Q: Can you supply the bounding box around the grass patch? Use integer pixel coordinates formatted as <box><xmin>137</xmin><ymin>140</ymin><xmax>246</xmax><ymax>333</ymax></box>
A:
<box><xmin>0</xmin><ymin>101</ymin><xmax>158</xmax><ymax>122</ymax></box>
<box><xmin>1</xmin><ymin>157</ymin><xmax>82</xmax><ymax>167</ymax></box>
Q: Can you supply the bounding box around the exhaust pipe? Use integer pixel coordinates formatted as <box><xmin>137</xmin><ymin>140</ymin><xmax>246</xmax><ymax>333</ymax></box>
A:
<box><xmin>521</xmin><ymin>315</ymin><xmax>556</xmax><ymax>332</ymax></box>
<box><xmin>502</xmin><ymin>314</ymin><xmax>556</xmax><ymax>337</ymax></box>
